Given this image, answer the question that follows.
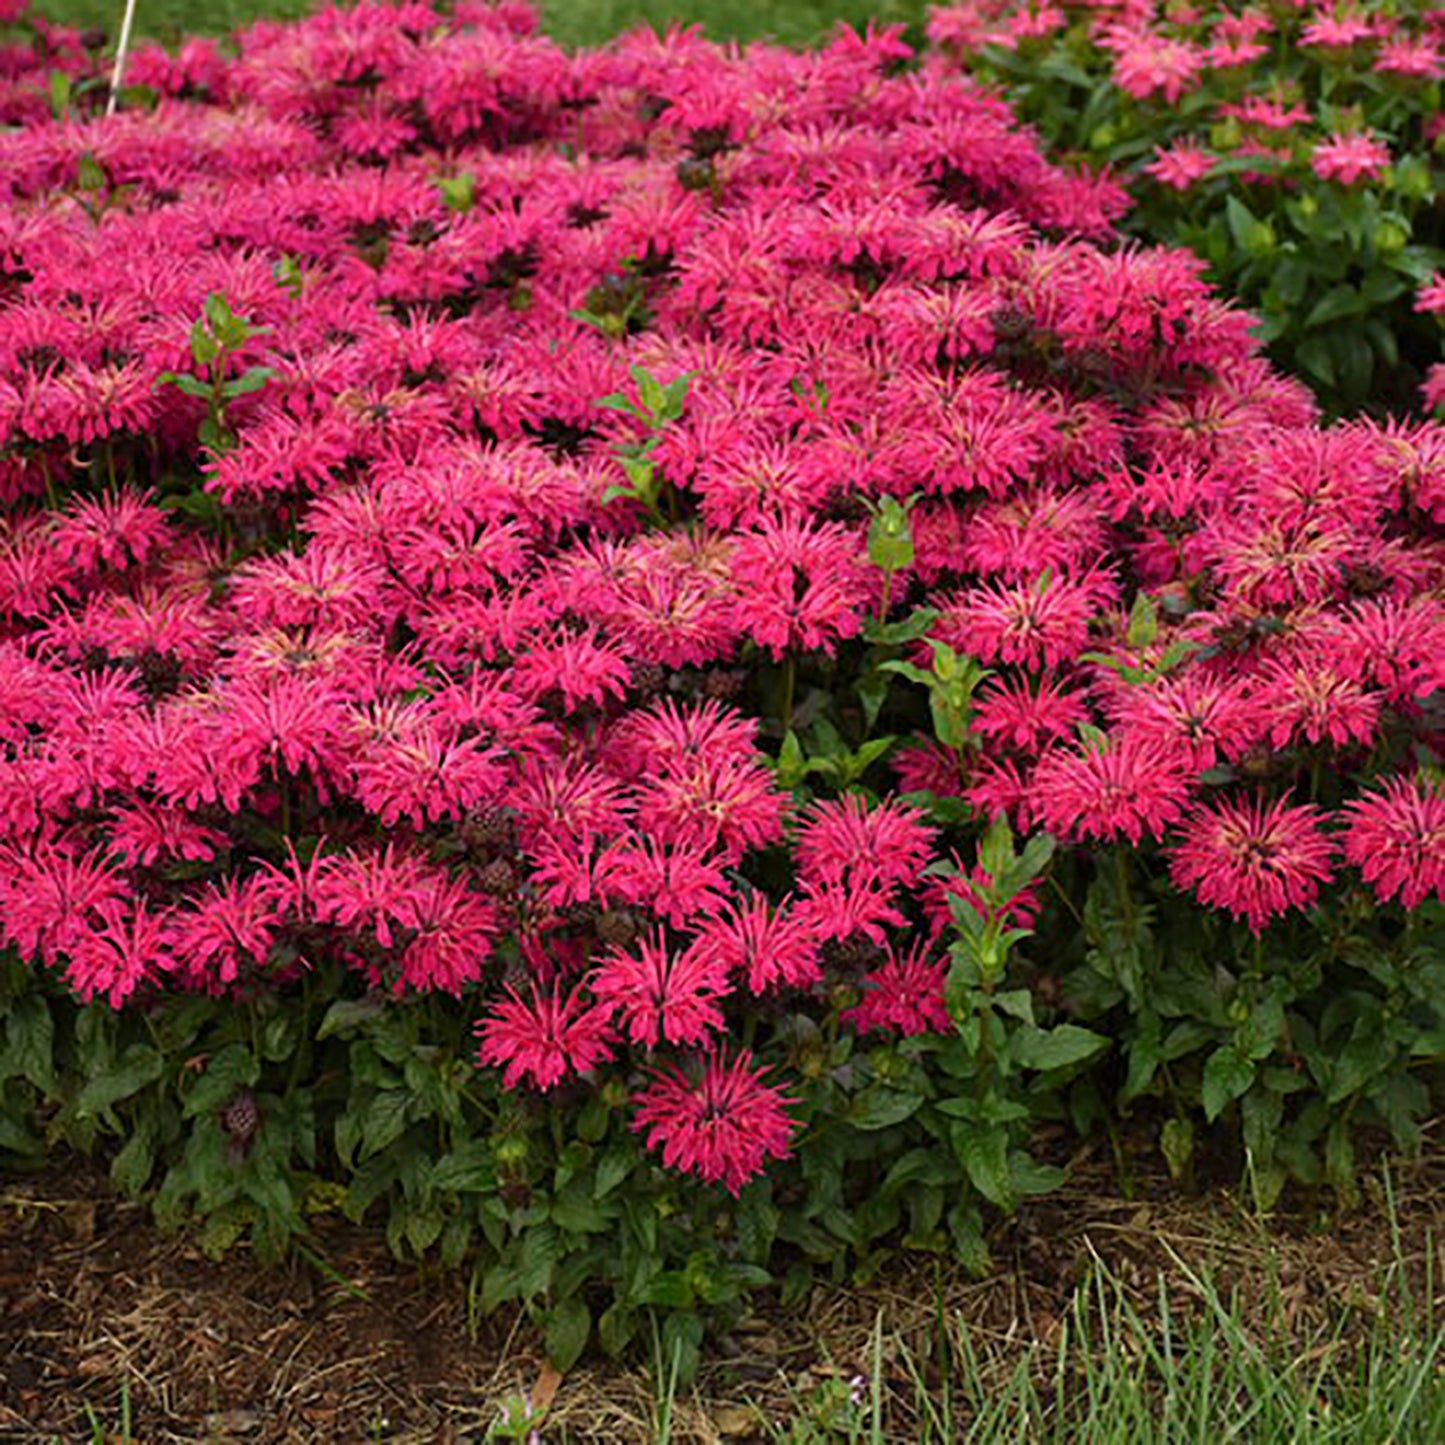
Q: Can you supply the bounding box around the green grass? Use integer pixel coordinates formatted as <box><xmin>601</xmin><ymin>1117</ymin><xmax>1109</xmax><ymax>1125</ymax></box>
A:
<box><xmin>754</xmin><ymin>1243</ymin><xmax>1444</xmax><ymax>1444</ymax></box>
<box><xmin>28</xmin><ymin>0</ymin><xmax>929</xmax><ymax>48</ymax></box>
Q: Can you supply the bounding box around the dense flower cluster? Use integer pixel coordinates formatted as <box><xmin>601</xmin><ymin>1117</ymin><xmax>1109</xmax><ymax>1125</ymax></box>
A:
<box><xmin>0</xmin><ymin>0</ymin><xmax>1441</xmax><ymax>1194</ymax></box>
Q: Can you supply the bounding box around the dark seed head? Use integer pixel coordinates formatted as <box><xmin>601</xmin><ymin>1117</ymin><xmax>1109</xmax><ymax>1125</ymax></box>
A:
<box><xmin>478</xmin><ymin>858</ymin><xmax>518</xmax><ymax>897</ymax></box>
<box><xmin>221</xmin><ymin>1091</ymin><xmax>260</xmax><ymax>1144</ymax></box>
<box><xmin>595</xmin><ymin>908</ymin><xmax>640</xmax><ymax>947</ymax></box>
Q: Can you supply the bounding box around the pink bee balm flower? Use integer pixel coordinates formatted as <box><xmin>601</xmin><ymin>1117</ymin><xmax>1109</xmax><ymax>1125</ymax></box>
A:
<box><xmin>1311</xmin><ymin>132</ymin><xmax>1391</xmax><ymax>185</ymax></box>
<box><xmin>1218</xmin><ymin>97</ymin><xmax>1312</xmax><ymax>132</ymax></box>
<box><xmin>1376</xmin><ymin>39</ymin><xmax>1442</xmax><ymax>79</ymax></box>
<box><xmin>1425</xmin><ymin>364</ymin><xmax>1445</xmax><ymax>414</ymax></box>
<box><xmin>590</xmin><ymin>928</ymin><xmax>732</xmax><ymax>1048</ymax></box>
<box><xmin>632</xmin><ymin>1050</ymin><xmax>797</xmax><ymax>1195</ymax></box>
<box><xmin>1170</xmin><ymin>795</ymin><xmax>1336</xmax><ymax>933</ymax></box>
<box><xmin>688</xmin><ymin>894</ymin><xmax>822</xmax><ymax>995</ymax></box>
<box><xmin>1416</xmin><ymin>273</ymin><xmax>1445</xmax><ymax>314</ymax></box>
<box><xmin>1342</xmin><ymin>777</ymin><xmax>1445</xmax><ymax>908</ymax></box>
<box><xmin>934</xmin><ymin>570</ymin><xmax>1110</xmax><ymax>672</ymax></box>
<box><xmin>1144</xmin><ymin>139</ymin><xmax>1217</xmax><ymax>191</ymax></box>
<box><xmin>1106</xmin><ymin>30</ymin><xmax>1205</xmax><ymax>105</ymax></box>
<box><xmin>1033</xmin><ymin>734</ymin><xmax>1194</xmax><ymax>845</ymax></box>
<box><xmin>842</xmin><ymin>941</ymin><xmax>952</xmax><ymax>1037</ymax></box>
<box><xmin>795</xmin><ymin>794</ymin><xmax>935</xmax><ymax>898</ymax></box>
<box><xmin>477</xmin><ymin>985</ymin><xmax>616</xmax><ymax>1092</ymax></box>
<box><xmin>1301</xmin><ymin>11</ymin><xmax>1379</xmax><ymax>48</ymax></box>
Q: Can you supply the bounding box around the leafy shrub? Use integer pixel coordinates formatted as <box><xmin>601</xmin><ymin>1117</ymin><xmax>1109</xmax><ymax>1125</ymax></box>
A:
<box><xmin>0</xmin><ymin>0</ymin><xmax>1442</xmax><ymax>1367</ymax></box>
<box><xmin>926</xmin><ymin>0</ymin><xmax>1445</xmax><ymax>415</ymax></box>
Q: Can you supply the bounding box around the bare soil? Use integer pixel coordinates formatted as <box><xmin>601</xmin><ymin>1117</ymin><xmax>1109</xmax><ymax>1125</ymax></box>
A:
<box><xmin>1</xmin><ymin>1137</ymin><xmax>1441</xmax><ymax>1443</ymax></box>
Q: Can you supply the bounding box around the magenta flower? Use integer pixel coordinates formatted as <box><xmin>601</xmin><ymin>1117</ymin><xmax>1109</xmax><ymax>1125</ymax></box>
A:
<box><xmin>728</xmin><ymin>515</ymin><xmax>872</xmax><ymax>659</ymax></box>
<box><xmin>632</xmin><ymin>1050</ymin><xmax>797</xmax><ymax>1195</ymax></box>
<box><xmin>841</xmin><ymin>942</ymin><xmax>952</xmax><ymax>1038</ymax></box>
<box><xmin>688</xmin><ymin>894</ymin><xmax>822</xmax><ymax>994</ymax></box>
<box><xmin>590</xmin><ymin>929</ymin><xmax>731</xmax><ymax>1049</ymax></box>
<box><xmin>477</xmin><ymin>985</ymin><xmax>616</xmax><ymax>1092</ymax></box>
<box><xmin>1312</xmin><ymin>132</ymin><xmax>1391</xmax><ymax>185</ymax></box>
<box><xmin>1106</xmin><ymin>30</ymin><xmax>1205</xmax><ymax>105</ymax></box>
<box><xmin>795</xmin><ymin>795</ymin><xmax>935</xmax><ymax>898</ymax></box>
<box><xmin>1342</xmin><ymin>778</ymin><xmax>1445</xmax><ymax>908</ymax></box>
<box><xmin>1416</xmin><ymin>272</ymin><xmax>1445</xmax><ymax>314</ymax></box>
<box><xmin>1144</xmin><ymin>139</ymin><xmax>1217</xmax><ymax>191</ymax></box>
<box><xmin>1170</xmin><ymin>796</ymin><xmax>1336</xmax><ymax>933</ymax></box>
<box><xmin>1033</xmin><ymin>734</ymin><xmax>1194</xmax><ymax>845</ymax></box>
<box><xmin>935</xmin><ymin>571</ymin><xmax>1112</xmax><ymax>671</ymax></box>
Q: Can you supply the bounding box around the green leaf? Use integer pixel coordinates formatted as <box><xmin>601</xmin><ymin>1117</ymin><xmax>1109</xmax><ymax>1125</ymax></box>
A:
<box><xmin>1160</xmin><ymin>1117</ymin><xmax>1194</xmax><ymax>1181</ymax></box>
<box><xmin>996</xmin><ymin>831</ymin><xmax>1056</xmax><ymax>901</ymax></box>
<box><xmin>595</xmin><ymin>390</ymin><xmax>644</xmax><ymax>416</ymax></box>
<box><xmin>775</xmin><ymin>729</ymin><xmax>807</xmax><ymax>788</ymax></box>
<box><xmin>438</xmin><ymin>170</ymin><xmax>475</xmax><ymax>213</ymax></box>
<box><xmin>1011</xmin><ymin>1024</ymin><xmax>1108</xmax><ymax>1073</ymax></box>
<box><xmin>628</xmin><ymin>364</ymin><xmax>664</xmax><ymax>415</ymax></box>
<box><xmin>952</xmin><ymin>1124</ymin><xmax>1014</xmax><ymax>1210</ymax></box>
<box><xmin>848</xmin><ymin>1087</ymin><xmax>925</xmax><ymax>1131</ymax></box>
<box><xmin>856</xmin><ymin>670</ymin><xmax>890</xmax><ymax>732</ymax></box>
<box><xmin>642</xmin><ymin>1270</ymin><xmax>695</xmax><ymax>1309</ymax></box>
<box><xmin>1225</xmin><ymin>195</ymin><xmax>1264</xmax><ymax>253</ymax></box>
<box><xmin>204</xmin><ymin>292</ymin><xmax>235</xmax><ymax>332</ymax></box>
<box><xmin>1326</xmin><ymin>1032</ymin><xmax>1392</xmax><ymax>1105</ymax></box>
<box><xmin>545</xmin><ymin>1295</ymin><xmax>590</xmax><ymax>1373</ymax></box>
<box><xmin>160</xmin><ymin>372</ymin><xmax>214</xmax><ymax>399</ymax></box>
<box><xmin>1201</xmin><ymin>1048</ymin><xmax>1255</xmax><ymax>1122</ymax></box>
<box><xmin>879</xmin><ymin>659</ymin><xmax>935</xmax><ymax>687</ymax></box>
<box><xmin>1304</xmin><ymin>284</ymin><xmax>1365</xmax><ymax>329</ymax></box>
<box><xmin>552</xmin><ymin>1186</ymin><xmax>613</xmax><ymax>1235</ymax></box>
<box><xmin>221</xmin><ymin>366</ymin><xmax>274</xmax><ymax>399</ymax></box>
<box><xmin>359</xmin><ymin>1089</ymin><xmax>411</xmax><ymax>1159</ymax></box>
<box><xmin>1009</xmin><ymin>1155</ymin><xmax>1065</xmax><ymax>1198</ymax></box>
<box><xmin>76</xmin><ymin>151</ymin><xmax>107</xmax><ymax>193</ymax></box>
<box><xmin>978</xmin><ymin>815</ymin><xmax>1015</xmax><ymax>885</ymax></box>
<box><xmin>3</xmin><ymin>994</ymin><xmax>54</xmax><ymax>1093</ymax></box>
<box><xmin>431</xmin><ymin>1141</ymin><xmax>496</xmax><ymax>1193</ymax></box>
<box><xmin>517</xmin><ymin>1222</ymin><xmax>560</xmax><ymax>1299</ymax></box>
<box><xmin>160</xmin><ymin>489</ymin><xmax>224</xmax><ymax>527</ymax></box>
<box><xmin>182</xmin><ymin>1044</ymin><xmax>260</xmax><ymax>1119</ymax></box>
<box><xmin>74</xmin><ymin>1044</ymin><xmax>163</xmax><ymax>1119</ymax></box>
<box><xmin>991</xmin><ymin>989</ymin><xmax>1035</xmax><ymax>1024</ymax></box>
<box><xmin>594</xmin><ymin>1146</ymin><xmax>633</xmax><ymax>1200</ymax></box>
<box><xmin>110</xmin><ymin>1115</ymin><xmax>157</xmax><ymax>1196</ymax></box>
<box><xmin>1126</xmin><ymin>592</ymin><xmax>1158</xmax><ymax>649</ymax></box>
<box><xmin>48</xmin><ymin>70</ymin><xmax>72</xmax><ymax>119</ymax></box>
<box><xmin>867</xmin><ymin>497</ymin><xmax>915</xmax><ymax>572</ymax></box>
<box><xmin>597</xmin><ymin>1303</ymin><xmax>636</xmax><ymax>1358</ymax></box>
<box><xmin>317</xmin><ymin>997</ymin><xmax>386</xmax><ymax>1039</ymax></box>
<box><xmin>864</xmin><ymin>608</ymin><xmax>938</xmax><ymax>646</ymax></box>
<box><xmin>661</xmin><ymin>1311</ymin><xmax>703</xmax><ymax>1387</ymax></box>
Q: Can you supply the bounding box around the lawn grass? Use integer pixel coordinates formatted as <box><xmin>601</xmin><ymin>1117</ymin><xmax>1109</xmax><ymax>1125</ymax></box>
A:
<box><xmin>28</xmin><ymin>0</ymin><xmax>929</xmax><ymax>48</ymax></box>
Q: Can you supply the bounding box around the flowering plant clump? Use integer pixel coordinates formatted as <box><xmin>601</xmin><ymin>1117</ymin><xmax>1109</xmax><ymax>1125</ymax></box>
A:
<box><xmin>0</xmin><ymin>0</ymin><xmax>1441</xmax><ymax>1369</ymax></box>
<box><xmin>927</xmin><ymin>0</ymin><xmax>1444</xmax><ymax>414</ymax></box>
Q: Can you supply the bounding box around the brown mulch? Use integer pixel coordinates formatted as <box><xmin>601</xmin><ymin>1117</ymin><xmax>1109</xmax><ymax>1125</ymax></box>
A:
<box><xmin>1</xmin><ymin>1136</ymin><xmax>1441</xmax><ymax>1443</ymax></box>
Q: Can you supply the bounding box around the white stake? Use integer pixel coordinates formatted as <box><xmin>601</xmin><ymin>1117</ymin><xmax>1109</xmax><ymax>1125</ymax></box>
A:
<box><xmin>106</xmin><ymin>0</ymin><xmax>140</xmax><ymax>116</ymax></box>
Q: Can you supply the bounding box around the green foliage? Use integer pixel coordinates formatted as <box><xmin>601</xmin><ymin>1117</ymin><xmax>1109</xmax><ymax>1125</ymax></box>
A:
<box><xmin>964</xmin><ymin>10</ymin><xmax>1443</xmax><ymax>416</ymax></box>
<box><xmin>156</xmin><ymin>291</ymin><xmax>273</xmax><ymax>456</ymax></box>
<box><xmin>596</xmin><ymin>364</ymin><xmax>693</xmax><ymax>519</ymax></box>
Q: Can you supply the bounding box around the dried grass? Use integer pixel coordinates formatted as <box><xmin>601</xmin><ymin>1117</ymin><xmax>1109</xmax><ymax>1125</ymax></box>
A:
<box><xmin>1</xmin><ymin>1137</ymin><xmax>1440</xmax><ymax>1442</ymax></box>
